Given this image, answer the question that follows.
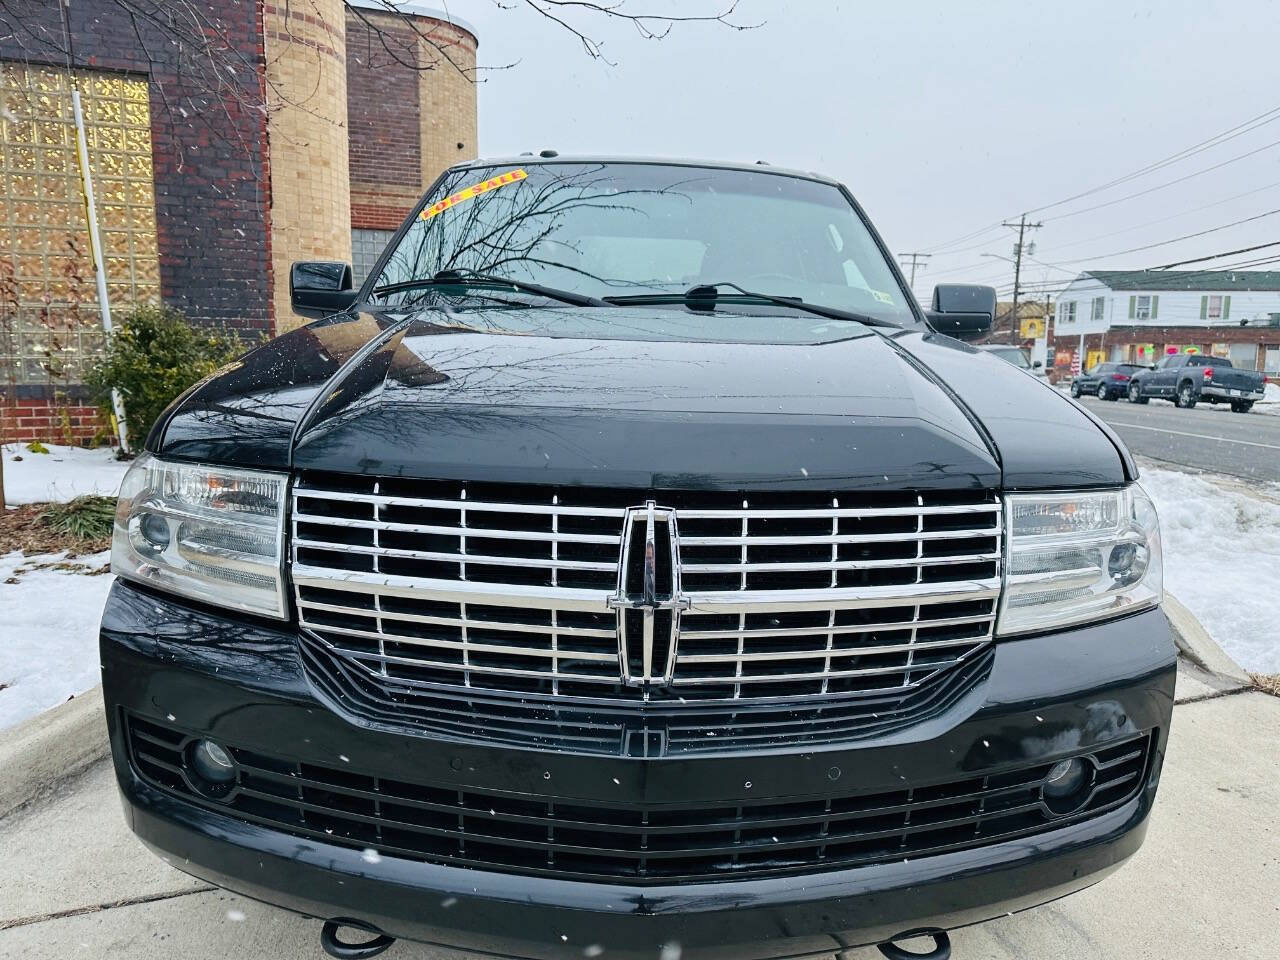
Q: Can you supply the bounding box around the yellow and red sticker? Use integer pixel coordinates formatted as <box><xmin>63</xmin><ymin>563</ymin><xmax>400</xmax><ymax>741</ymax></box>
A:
<box><xmin>420</xmin><ymin>168</ymin><xmax>528</xmax><ymax>220</ymax></box>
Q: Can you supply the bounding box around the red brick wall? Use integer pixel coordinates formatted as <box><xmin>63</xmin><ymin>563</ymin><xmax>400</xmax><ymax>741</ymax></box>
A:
<box><xmin>345</xmin><ymin>7</ymin><xmax>478</xmax><ymax>232</ymax></box>
<box><xmin>2</xmin><ymin>399</ymin><xmax>108</xmax><ymax>445</ymax></box>
<box><xmin>346</xmin><ymin>8</ymin><xmax>425</xmax><ymax>231</ymax></box>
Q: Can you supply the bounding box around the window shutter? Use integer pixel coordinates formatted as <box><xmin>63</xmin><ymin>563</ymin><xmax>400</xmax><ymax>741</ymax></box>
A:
<box><xmin>1200</xmin><ymin>296</ymin><xmax>1208</xmax><ymax>320</ymax></box>
<box><xmin>1151</xmin><ymin>295</ymin><xmax>1159</xmax><ymax>319</ymax></box>
<box><xmin>1129</xmin><ymin>295</ymin><xmax>1136</xmax><ymax>319</ymax></box>
<box><xmin>1223</xmin><ymin>295</ymin><xmax>1231</xmax><ymax>319</ymax></box>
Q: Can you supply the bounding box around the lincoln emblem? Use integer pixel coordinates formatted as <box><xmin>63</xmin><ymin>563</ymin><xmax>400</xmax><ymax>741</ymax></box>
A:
<box><xmin>608</xmin><ymin>501</ymin><xmax>689</xmax><ymax>687</ymax></box>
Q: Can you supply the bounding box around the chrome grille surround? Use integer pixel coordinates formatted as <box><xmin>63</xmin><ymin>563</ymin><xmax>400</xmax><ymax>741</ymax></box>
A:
<box><xmin>291</xmin><ymin>476</ymin><xmax>1003</xmax><ymax>704</ymax></box>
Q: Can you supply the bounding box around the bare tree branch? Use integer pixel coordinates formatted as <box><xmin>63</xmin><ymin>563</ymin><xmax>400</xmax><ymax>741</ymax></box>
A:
<box><xmin>514</xmin><ymin>0</ymin><xmax>754</xmax><ymax>64</ymax></box>
<box><xmin>0</xmin><ymin>0</ymin><xmax>753</xmax><ymax>172</ymax></box>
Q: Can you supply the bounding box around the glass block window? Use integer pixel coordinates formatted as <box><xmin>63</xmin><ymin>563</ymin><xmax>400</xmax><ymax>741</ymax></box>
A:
<box><xmin>0</xmin><ymin>63</ymin><xmax>160</xmax><ymax>386</ymax></box>
<box><xmin>352</xmin><ymin>228</ymin><xmax>395</xmax><ymax>286</ymax></box>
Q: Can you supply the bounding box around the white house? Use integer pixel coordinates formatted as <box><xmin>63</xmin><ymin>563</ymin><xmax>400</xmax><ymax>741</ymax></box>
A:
<box><xmin>1051</xmin><ymin>270</ymin><xmax>1280</xmax><ymax>375</ymax></box>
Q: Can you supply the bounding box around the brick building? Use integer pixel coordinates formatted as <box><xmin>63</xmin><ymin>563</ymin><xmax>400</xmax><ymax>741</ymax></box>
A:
<box><xmin>1050</xmin><ymin>270</ymin><xmax>1280</xmax><ymax>378</ymax></box>
<box><xmin>0</xmin><ymin>0</ymin><xmax>476</xmax><ymax>443</ymax></box>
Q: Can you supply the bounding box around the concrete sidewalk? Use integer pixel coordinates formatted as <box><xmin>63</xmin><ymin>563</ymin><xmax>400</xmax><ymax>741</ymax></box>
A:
<box><xmin>2</xmin><ymin>686</ymin><xmax>1277</xmax><ymax>959</ymax></box>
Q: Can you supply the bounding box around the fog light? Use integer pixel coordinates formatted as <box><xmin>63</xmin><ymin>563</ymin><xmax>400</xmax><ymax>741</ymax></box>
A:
<box><xmin>1042</xmin><ymin>757</ymin><xmax>1090</xmax><ymax>814</ymax></box>
<box><xmin>190</xmin><ymin>739</ymin><xmax>236</xmax><ymax>784</ymax></box>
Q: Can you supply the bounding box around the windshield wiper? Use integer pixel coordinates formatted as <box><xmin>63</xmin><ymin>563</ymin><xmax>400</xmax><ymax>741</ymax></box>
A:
<box><xmin>605</xmin><ymin>282</ymin><xmax>904</xmax><ymax>329</ymax></box>
<box><xmin>372</xmin><ymin>270</ymin><xmax>611</xmax><ymax>308</ymax></box>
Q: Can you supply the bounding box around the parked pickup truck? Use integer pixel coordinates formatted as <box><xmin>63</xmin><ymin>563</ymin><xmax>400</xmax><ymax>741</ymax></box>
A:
<box><xmin>1128</xmin><ymin>353</ymin><xmax>1266</xmax><ymax>412</ymax></box>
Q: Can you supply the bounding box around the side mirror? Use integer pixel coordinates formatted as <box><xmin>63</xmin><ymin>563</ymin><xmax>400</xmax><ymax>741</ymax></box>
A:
<box><xmin>925</xmin><ymin>284</ymin><xmax>996</xmax><ymax>341</ymax></box>
<box><xmin>291</xmin><ymin>261</ymin><xmax>357</xmax><ymax>319</ymax></box>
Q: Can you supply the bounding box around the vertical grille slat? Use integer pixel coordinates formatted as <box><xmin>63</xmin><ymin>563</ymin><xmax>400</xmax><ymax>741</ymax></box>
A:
<box><xmin>291</xmin><ymin>476</ymin><xmax>1001</xmax><ymax>706</ymax></box>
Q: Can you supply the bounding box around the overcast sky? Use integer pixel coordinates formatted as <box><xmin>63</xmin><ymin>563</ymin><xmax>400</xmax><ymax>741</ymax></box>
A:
<box><xmin>452</xmin><ymin>0</ymin><xmax>1280</xmax><ymax>302</ymax></box>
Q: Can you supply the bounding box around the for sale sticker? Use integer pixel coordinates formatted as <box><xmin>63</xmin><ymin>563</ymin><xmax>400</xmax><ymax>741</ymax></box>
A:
<box><xmin>421</xmin><ymin>169</ymin><xmax>528</xmax><ymax>220</ymax></box>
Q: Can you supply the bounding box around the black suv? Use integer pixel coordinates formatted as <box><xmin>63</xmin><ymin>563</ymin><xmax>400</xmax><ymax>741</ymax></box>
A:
<box><xmin>1070</xmin><ymin>362</ymin><xmax>1148</xmax><ymax>401</ymax></box>
<box><xmin>102</xmin><ymin>158</ymin><xmax>1174</xmax><ymax>960</ymax></box>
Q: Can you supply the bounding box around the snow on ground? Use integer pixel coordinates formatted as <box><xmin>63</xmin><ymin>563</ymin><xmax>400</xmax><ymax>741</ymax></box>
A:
<box><xmin>0</xmin><ymin>551</ymin><xmax>113</xmax><ymax>729</ymax></box>
<box><xmin>1138</xmin><ymin>461</ymin><xmax>1280</xmax><ymax>673</ymax></box>
<box><xmin>2</xmin><ymin>443</ymin><xmax>128</xmax><ymax>505</ymax></box>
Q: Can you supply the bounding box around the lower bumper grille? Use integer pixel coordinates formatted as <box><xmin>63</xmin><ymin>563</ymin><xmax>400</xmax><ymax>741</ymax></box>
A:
<box><xmin>126</xmin><ymin>714</ymin><xmax>1152</xmax><ymax>884</ymax></box>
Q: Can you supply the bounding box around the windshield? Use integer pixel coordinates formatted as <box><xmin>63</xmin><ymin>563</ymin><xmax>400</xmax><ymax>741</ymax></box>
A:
<box><xmin>366</xmin><ymin>162</ymin><xmax>915</xmax><ymax>326</ymax></box>
<box><xmin>989</xmin><ymin>346</ymin><xmax>1031</xmax><ymax>367</ymax></box>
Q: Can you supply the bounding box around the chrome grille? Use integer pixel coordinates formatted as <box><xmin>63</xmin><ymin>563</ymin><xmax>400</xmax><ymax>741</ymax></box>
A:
<box><xmin>291</xmin><ymin>476</ymin><xmax>1002</xmax><ymax>703</ymax></box>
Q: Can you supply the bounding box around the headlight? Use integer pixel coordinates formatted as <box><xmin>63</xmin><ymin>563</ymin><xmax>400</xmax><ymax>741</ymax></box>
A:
<box><xmin>997</xmin><ymin>484</ymin><xmax>1161</xmax><ymax>636</ymax></box>
<box><xmin>111</xmin><ymin>454</ymin><xmax>288</xmax><ymax>619</ymax></box>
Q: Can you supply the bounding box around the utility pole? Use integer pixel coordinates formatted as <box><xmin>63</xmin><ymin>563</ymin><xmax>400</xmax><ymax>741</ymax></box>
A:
<box><xmin>1001</xmin><ymin>214</ymin><xmax>1042</xmax><ymax>343</ymax></box>
<box><xmin>60</xmin><ymin>0</ymin><xmax>129</xmax><ymax>451</ymax></box>
<box><xmin>898</xmin><ymin>252</ymin><xmax>932</xmax><ymax>289</ymax></box>
<box><xmin>1041</xmin><ymin>292</ymin><xmax>1053</xmax><ymax>377</ymax></box>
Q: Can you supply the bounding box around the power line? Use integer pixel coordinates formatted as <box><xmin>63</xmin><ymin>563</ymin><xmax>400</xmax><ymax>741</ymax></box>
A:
<box><xmin>915</xmin><ymin>101</ymin><xmax>1280</xmax><ymax>255</ymax></box>
<box><xmin>1046</xmin><ymin>178</ymin><xmax>1280</xmax><ymax>254</ymax></box>
<box><xmin>1038</xmin><ymin>135</ymin><xmax>1280</xmax><ymax>226</ymax></box>
<box><xmin>928</xmin><ymin>179</ymin><xmax>1280</xmax><ymax>292</ymax></box>
<box><xmin>997</xmin><ymin>241</ymin><xmax>1280</xmax><ymax>297</ymax></box>
<box><xmin>1038</xmin><ymin>207</ymin><xmax>1280</xmax><ymax>266</ymax></box>
<box><xmin>1024</xmin><ymin>103</ymin><xmax>1280</xmax><ymax>216</ymax></box>
<box><xmin>1149</xmin><ymin>239</ymin><xmax>1280</xmax><ymax>270</ymax></box>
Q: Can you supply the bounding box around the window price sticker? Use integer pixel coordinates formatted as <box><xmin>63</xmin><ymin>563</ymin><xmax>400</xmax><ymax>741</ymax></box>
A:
<box><xmin>421</xmin><ymin>169</ymin><xmax>528</xmax><ymax>220</ymax></box>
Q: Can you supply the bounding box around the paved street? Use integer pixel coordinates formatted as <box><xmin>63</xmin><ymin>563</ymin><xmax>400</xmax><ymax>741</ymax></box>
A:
<box><xmin>1073</xmin><ymin>395</ymin><xmax>1280</xmax><ymax>483</ymax></box>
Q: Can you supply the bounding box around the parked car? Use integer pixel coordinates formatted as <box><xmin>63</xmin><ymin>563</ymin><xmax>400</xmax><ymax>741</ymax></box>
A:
<box><xmin>103</xmin><ymin>157</ymin><xmax>1172</xmax><ymax>960</ymax></box>
<box><xmin>977</xmin><ymin>343</ymin><xmax>1046</xmax><ymax>377</ymax></box>
<box><xmin>1070</xmin><ymin>362</ymin><xmax>1149</xmax><ymax>401</ymax></box>
<box><xmin>1128</xmin><ymin>353</ymin><xmax>1266</xmax><ymax>412</ymax></box>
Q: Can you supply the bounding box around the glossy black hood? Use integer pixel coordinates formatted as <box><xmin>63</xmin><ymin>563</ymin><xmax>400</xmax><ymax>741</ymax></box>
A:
<box><xmin>152</xmin><ymin>306</ymin><xmax>1129</xmax><ymax>491</ymax></box>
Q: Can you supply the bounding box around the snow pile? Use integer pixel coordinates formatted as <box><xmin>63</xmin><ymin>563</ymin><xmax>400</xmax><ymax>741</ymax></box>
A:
<box><xmin>1138</xmin><ymin>463</ymin><xmax>1280</xmax><ymax>672</ymax></box>
<box><xmin>1257</xmin><ymin>380</ymin><xmax>1280</xmax><ymax>414</ymax></box>
<box><xmin>2</xmin><ymin>443</ymin><xmax>128</xmax><ymax>505</ymax></box>
<box><xmin>0</xmin><ymin>551</ymin><xmax>113</xmax><ymax>729</ymax></box>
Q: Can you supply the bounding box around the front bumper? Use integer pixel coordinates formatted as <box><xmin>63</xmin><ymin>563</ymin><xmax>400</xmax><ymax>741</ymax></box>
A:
<box><xmin>1201</xmin><ymin>384</ymin><xmax>1264</xmax><ymax>400</ymax></box>
<box><xmin>102</xmin><ymin>581</ymin><xmax>1176</xmax><ymax>960</ymax></box>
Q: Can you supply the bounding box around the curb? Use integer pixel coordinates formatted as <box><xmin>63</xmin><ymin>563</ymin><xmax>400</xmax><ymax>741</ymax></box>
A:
<box><xmin>0</xmin><ymin>684</ymin><xmax>108</xmax><ymax>821</ymax></box>
<box><xmin>1164</xmin><ymin>592</ymin><xmax>1253</xmax><ymax>690</ymax></box>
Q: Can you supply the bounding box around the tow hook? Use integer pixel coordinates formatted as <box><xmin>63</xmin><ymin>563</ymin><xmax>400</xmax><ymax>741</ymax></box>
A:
<box><xmin>320</xmin><ymin>918</ymin><xmax>396</xmax><ymax>958</ymax></box>
<box><xmin>876</xmin><ymin>927</ymin><xmax>951</xmax><ymax>960</ymax></box>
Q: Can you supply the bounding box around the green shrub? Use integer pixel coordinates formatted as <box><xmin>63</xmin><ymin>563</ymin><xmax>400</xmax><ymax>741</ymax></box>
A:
<box><xmin>40</xmin><ymin>495</ymin><xmax>116</xmax><ymax>540</ymax></box>
<box><xmin>86</xmin><ymin>305</ymin><xmax>251</xmax><ymax>440</ymax></box>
